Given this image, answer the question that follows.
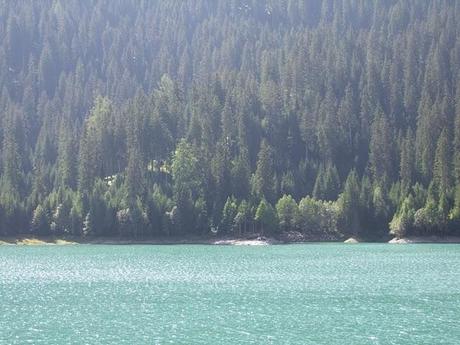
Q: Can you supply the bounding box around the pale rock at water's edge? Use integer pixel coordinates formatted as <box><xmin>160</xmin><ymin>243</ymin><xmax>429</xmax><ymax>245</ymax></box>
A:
<box><xmin>389</xmin><ymin>236</ymin><xmax>460</xmax><ymax>244</ymax></box>
<box><xmin>344</xmin><ymin>238</ymin><xmax>360</xmax><ymax>244</ymax></box>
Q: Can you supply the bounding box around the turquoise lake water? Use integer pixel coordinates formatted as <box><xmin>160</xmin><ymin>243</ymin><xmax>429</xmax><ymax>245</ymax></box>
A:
<box><xmin>0</xmin><ymin>244</ymin><xmax>459</xmax><ymax>344</ymax></box>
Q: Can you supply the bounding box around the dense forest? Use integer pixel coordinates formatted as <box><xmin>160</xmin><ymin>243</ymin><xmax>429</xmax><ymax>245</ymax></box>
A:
<box><xmin>0</xmin><ymin>0</ymin><xmax>460</xmax><ymax>240</ymax></box>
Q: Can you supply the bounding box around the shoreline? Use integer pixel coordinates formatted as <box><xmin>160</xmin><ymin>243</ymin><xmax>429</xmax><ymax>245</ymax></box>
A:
<box><xmin>1</xmin><ymin>235</ymin><xmax>460</xmax><ymax>246</ymax></box>
<box><xmin>388</xmin><ymin>236</ymin><xmax>460</xmax><ymax>244</ymax></box>
<box><xmin>0</xmin><ymin>235</ymin><xmax>282</xmax><ymax>246</ymax></box>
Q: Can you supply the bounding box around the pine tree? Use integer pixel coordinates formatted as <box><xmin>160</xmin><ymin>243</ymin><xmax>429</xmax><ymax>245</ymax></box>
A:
<box><xmin>211</xmin><ymin>139</ymin><xmax>232</xmax><ymax>215</ymax></box>
<box><xmin>400</xmin><ymin>129</ymin><xmax>415</xmax><ymax>190</ymax></box>
<box><xmin>449</xmin><ymin>184</ymin><xmax>460</xmax><ymax>225</ymax></box>
<box><xmin>78</xmin><ymin>97</ymin><xmax>113</xmax><ymax>194</ymax></box>
<box><xmin>0</xmin><ymin>1</ymin><xmax>459</xmax><ymax>239</ymax></box>
<box><xmin>454</xmin><ymin>85</ymin><xmax>460</xmax><ymax>185</ymax></box>
<box><xmin>231</xmin><ymin>148</ymin><xmax>251</xmax><ymax>200</ymax></box>
<box><xmin>1</xmin><ymin>111</ymin><xmax>25</xmax><ymax>197</ymax></box>
<box><xmin>369</xmin><ymin>111</ymin><xmax>395</xmax><ymax>182</ymax></box>
<box><xmin>313</xmin><ymin>164</ymin><xmax>340</xmax><ymax>201</ymax></box>
<box><xmin>126</xmin><ymin>129</ymin><xmax>145</xmax><ymax>203</ymax></box>
<box><xmin>338</xmin><ymin>170</ymin><xmax>361</xmax><ymax>237</ymax></box>
<box><xmin>57</xmin><ymin>120</ymin><xmax>77</xmax><ymax>189</ymax></box>
<box><xmin>433</xmin><ymin>129</ymin><xmax>452</xmax><ymax>197</ymax></box>
<box><xmin>252</xmin><ymin>140</ymin><xmax>276</xmax><ymax>202</ymax></box>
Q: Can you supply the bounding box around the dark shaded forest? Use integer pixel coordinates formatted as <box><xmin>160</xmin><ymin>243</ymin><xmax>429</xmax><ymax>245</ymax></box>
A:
<box><xmin>1</xmin><ymin>0</ymin><xmax>460</xmax><ymax>240</ymax></box>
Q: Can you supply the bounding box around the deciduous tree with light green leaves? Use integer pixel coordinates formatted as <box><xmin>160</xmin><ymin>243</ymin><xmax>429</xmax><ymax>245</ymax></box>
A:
<box><xmin>255</xmin><ymin>199</ymin><xmax>278</xmax><ymax>235</ymax></box>
<box><xmin>276</xmin><ymin>195</ymin><xmax>299</xmax><ymax>232</ymax></box>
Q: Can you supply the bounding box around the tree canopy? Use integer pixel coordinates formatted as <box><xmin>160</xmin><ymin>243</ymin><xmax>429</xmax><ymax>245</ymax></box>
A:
<box><xmin>0</xmin><ymin>0</ymin><xmax>459</xmax><ymax>239</ymax></box>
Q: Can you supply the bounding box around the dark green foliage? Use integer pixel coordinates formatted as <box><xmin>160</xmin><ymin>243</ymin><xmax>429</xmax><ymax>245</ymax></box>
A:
<box><xmin>338</xmin><ymin>170</ymin><xmax>362</xmax><ymax>237</ymax></box>
<box><xmin>313</xmin><ymin>164</ymin><xmax>341</xmax><ymax>201</ymax></box>
<box><xmin>400</xmin><ymin>130</ymin><xmax>415</xmax><ymax>190</ymax></box>
<box><xmin>0</xmin><ymin>1</ymin><xmax>459</xmax><ymax>239</ymax></box>
<box><xmin>31</xmin><ymin>204</ymin><xmax>50</xmax><ymax>236</ymax></box>
<box><xmin>252</xmin><ymin>140</ymin><xmax>276</xmax><ymax>203</ymax></box>
<box><xmin>433</xmin><ymin>130</ymin><xmax>452</xmax><ymax>197</ymax></box>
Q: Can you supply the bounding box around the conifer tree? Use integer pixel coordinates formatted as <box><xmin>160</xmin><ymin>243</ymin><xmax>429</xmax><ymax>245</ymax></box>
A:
<box><xmin>0</xmin><ymin>1</ymin><xmax>459</xmax><ymax>239</ymax></box>
<box><xmin>253</xmin><ymin>140</ymin><xmax>276</xmax><ymax>203</ymax></box>
<box><xmin>400</xmin><ymin>129</ymin><xmax>415</xmax><ymax>190</ymax></box>
<box><xmin>338</xmin><ymin>170</ymin><xmax>361</xmax><ymax>236</ymax></box>
<box><xmin>433</xmin><ymin>129</ymin><xmax>452</xmax><ymax>197</ymax></box>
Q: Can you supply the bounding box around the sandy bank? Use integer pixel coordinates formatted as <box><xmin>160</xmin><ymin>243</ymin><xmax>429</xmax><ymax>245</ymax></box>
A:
<box><xmin>0</xmin><ymin>237</ymin><xmax>78</xmax><ymax>246</ymax></box>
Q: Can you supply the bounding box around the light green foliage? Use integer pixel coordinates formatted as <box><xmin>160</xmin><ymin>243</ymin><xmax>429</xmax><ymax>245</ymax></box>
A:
<box><xmin>220</xmin><ymin>197</ymin><xmax>238</xmax><ymax>234</ymax></box>
<box><xmin>389</xmin><ymin>195</ymin><xmax>416</xmax><ymax>238</ymax></box>
<box><xmin>172</xmin><ymin>140</ymin><xmax>203</xmax><ymax>202</ymax></box>
<box><xmin>78</xmin><ymin>97</ymin><xmax>114</xmax><ymax>193</ymax></box>
<box><xmin>171</xmin><ymin>140</ymin><xmax>204</xmax><ymax>234</ymax></box>
<box><xmin>276</xmin><ymin>195</ymin><xmax>299</xmax><ymax>232</ymax></box>
<box><xmin>82</xmin><ymin>212</ymin><xmax>93</xmax><ymax>238</ymax></box>
<box><xmin>449</xmin><ymin>185</ymin><xmax>460</xmax><ymax>222</ymax></box>
<box><xmin>234</xmin><ymin>200</ymin><xmax>251</xmax><ymax>235</ymax></box>
<box><xmin>297</xmin><ymin>197</ymin><xmax>339</xmax><ymax>237</ymax></box>
<box><xmin>255</xmin><ymin>199</ymin><xmax>278</xmax><ymax>235</ymax></box>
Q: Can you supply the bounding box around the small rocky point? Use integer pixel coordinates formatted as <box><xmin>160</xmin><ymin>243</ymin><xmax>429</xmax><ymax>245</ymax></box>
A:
<box><xmin>344</xmin><ymin>237</ymin><xmax>360</xmax><ymax>244</ymax></box>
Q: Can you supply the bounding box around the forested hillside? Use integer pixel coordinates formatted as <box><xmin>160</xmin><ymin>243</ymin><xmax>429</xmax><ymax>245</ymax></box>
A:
<box><xmin>1</xmin><ymin>0</ymin><xmax>460</xmax><ymax>239</ymax></box>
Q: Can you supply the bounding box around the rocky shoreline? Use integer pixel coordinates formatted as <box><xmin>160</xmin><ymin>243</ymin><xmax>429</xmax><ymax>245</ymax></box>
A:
<box><xmin>1</xmin><ymin>234</ymin><xmax>460</xmax><ymax>246</ymax></box>
<box><xmin>0</xmin><ymin>235</ymin><xmax>278</xmax><ymax>246</ymax></box>
<box><xmin>388</xmin><ymin>236</ymin><xmax>460</xmax><ymax>244</ymax></box>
